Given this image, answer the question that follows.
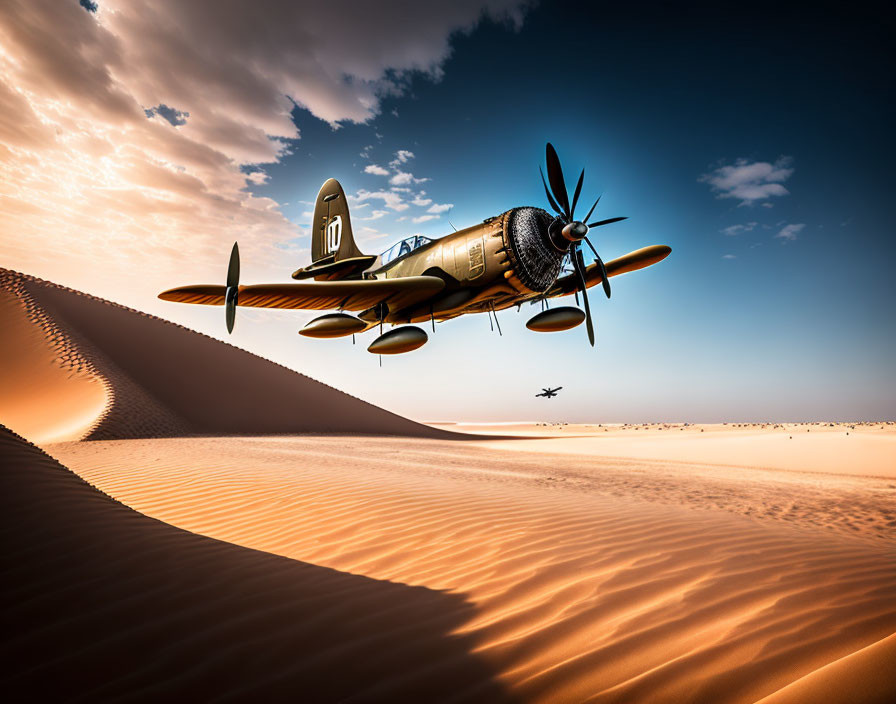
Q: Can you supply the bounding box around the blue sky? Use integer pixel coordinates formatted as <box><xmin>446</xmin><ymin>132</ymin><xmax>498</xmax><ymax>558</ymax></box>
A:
<box><xmin>242</xmin><ymin>2</ymin><xmax>895</xmax><ymax>421</ymax></box>
<box><xmin>2</xmin><ymin>0</ymin><xmax>893</xmax><ymax>421</ymax></box>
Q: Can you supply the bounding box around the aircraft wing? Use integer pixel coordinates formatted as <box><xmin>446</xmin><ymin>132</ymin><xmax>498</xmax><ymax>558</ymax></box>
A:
<box><xmin>546</xmin><ymin>245</ymin><xmax>671</xmax><ymax>298</ymax></box>
<box><xmin>159</xmin><ymin>276</ymin><xmax>445</xmax><ymax>312</ymax></box>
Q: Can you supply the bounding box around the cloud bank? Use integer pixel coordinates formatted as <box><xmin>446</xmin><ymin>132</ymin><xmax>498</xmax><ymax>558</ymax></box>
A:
<box><xmin>0</xmin><ymin>0</ymin><xmax>531</xmax><ymax>306</ymax></box>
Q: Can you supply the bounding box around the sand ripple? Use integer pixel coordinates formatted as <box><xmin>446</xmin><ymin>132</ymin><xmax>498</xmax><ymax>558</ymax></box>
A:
<box><xmin>50</xmin><ymin>436</ymin><xmax>896</xmax><ymax>703</ymax></box>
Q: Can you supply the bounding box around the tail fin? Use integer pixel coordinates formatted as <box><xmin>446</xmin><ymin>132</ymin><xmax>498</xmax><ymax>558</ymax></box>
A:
<box><xmin>311</xmin><ymin>178</ymin><xmax>364</xmax><ymax>263</ymax></box>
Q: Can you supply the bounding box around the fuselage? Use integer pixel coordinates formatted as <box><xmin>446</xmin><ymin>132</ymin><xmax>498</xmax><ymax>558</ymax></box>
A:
<box><xmin>362</xmin><ymin>207</ymin><xmax>561</xmax><ymax>324</ymax></box>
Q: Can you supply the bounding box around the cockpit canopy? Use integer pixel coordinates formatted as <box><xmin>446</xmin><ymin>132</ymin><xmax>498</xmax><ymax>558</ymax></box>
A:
<box><xmin>380</xmin><ymin>235</ymin><xmax>433</xmax><ymax>265</ymax></box>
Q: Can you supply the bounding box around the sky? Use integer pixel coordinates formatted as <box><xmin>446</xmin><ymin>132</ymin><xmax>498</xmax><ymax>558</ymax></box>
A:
<box><xmin>1</xmin><ymin>0</ymin><xmax>893</xmax><ymax>422</ymax></box>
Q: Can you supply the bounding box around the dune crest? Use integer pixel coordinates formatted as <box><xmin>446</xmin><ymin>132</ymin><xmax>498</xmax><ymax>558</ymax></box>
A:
<box><xmin>0</xmin><ymin>278</ymin><xmax>107</xmax><ymax>444</ymax></box>
<box><xmin>0</xmin><ymin>268</ymin><xmax>449</xmax><ymax>441</ymax></box>
<box><xmin>755</xmin><ymin>633</ymin><xmax>896</xmax><ymax>704</ymax></box>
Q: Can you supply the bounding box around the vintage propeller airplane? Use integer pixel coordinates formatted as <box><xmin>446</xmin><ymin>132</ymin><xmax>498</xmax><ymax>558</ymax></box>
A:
<box><xmin>535</xmin><ymin>387</ymin><xmax>562</xmax><ymax>399</ymax></box>
<box><xmin>159</xmin><ymin>143</ymin><xmax>671</xmax><ymax>355</ymax></box>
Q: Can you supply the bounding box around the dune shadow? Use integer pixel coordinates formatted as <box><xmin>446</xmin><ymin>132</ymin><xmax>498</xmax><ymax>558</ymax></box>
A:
<box><xmin>0</xmin><ymin>426</ymin><xmax>516</xmax><ymax>702</ymax></box>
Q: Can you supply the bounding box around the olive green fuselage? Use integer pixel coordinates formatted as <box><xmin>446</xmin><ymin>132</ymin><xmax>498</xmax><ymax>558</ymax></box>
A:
<box><xmin>364</xmin><ymin>210</ymin><xmax>547</xmax><ymax>324</ymax></box>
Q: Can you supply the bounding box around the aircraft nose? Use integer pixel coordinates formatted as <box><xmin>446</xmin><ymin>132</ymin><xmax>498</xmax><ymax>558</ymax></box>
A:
<box><xmin>561</xmin><ymin>221</ymin><xmax>588</xmax><ymax>242</ymax></box>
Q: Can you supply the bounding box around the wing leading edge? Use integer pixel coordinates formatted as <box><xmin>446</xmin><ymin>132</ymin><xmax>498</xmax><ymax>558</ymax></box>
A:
<box><xmin>159</xmin><ymin>276</ymin><xmax>445</xmax><ymax>312</ymax></box>
<box><xmin>547</xmin><ymin>245</ymin><xmax>671</xmax><ymax>298</ymax></box>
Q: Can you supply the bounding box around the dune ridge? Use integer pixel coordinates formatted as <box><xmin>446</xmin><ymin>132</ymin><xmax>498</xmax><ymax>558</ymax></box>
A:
<box><xmin>0</xmin><ymin>274</ymin><xmax>110</xmax><ymax>443</ymax></box>
<box><xmin>755</xmin><ymin>633</ymin><xmax>896</xmax><ymax>704</ymax></box>
<box><xmin>0</xmin><ymin>268</ymin><xmax>452</xmax><ymax>442</ymax></box>
<box><xmin>0</xmin><ymin>425</ymin><xmax>514</xmax><ymax>702</ymax></box>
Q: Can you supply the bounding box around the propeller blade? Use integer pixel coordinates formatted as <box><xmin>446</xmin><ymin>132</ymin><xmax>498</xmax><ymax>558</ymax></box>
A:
<box><xmin>584</xmin><ymin>237</ymin><xmax>612</xmax><ymax>299</ymax></box>
<box><xmin>570</xmin><ymin>169</ymin><xmax>585</xmax><ymax>221</ymax></box>
<box><xmin>545</xmin><ymin>143</ymin><xmax>570</xmax><ymax>219</ymax></box>
<box><xmin>225</xmin><ymin>242</ymin><xmax>240</xmax><ymax>334</ymax></box>
<box><xmin>225</xmin><ymin>291</ymin><xmax>237</xmax><ymax>334</ymax></box>
<box><xmin>588</xmin><ymin>216</ymin><xmax>627</xmax><ymax>228</ymax></box>
<box><xmin>540</xmin><ymin>166</ymin><xmax>563</xmax><ymax>216</ymax></box>
<box><xmin>226</xmin><ymin>242</ymin><xmax>240</xmax><ymax>288</ymax></box>
<box><xmin>581</xmin><ymin>195</ymin><xmax>601</xmax><ymax>225</ymax></box>
<box><xmin>572</xmin><ymin>246</ymin><xmax>595</xmax><ymax>347</ymax></box>
<box><xmin>224</xmin><ymin>283</ymin><xmax>239</xmax><ymax>334</ymax></box>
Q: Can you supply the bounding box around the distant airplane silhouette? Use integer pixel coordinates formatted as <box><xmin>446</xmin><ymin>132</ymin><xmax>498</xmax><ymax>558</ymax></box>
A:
<box><xmin>535</xmin><ymin>387</ymin><xmax>562</xmax><ymax>398</ymax></box>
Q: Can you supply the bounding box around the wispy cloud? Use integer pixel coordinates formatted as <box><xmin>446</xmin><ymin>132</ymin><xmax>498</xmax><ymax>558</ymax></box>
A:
<box><xmin>389</xmin><ymin>170</ymin><xmax>429</xmax><ymax>186</ymax></box>
<box><xmin>720</xmin><ymin>221</ymin><xmax>758</xmax><ymax>236</ymax></box>
<box><xmin>412</xmin><ymin>214</ymin><xmax>439</xmax><ymax>223</ymax></box>
<box><xmin>389</xmin><ymin>150</ymin><xmax>415</xmax><ymax>167</ymax></box>
<box><xmin>700</xmin><ymin>157</ymin><xmax>794</xmax><ymax>206</ymax></box>
<box><xmin>364</xmin><ymin>164</ymin><xmax>390</xmax><ymax>176</ymax></box>
<box><xmin>358</xmin><ymin>209</ymin><xmax>389</xmax><ymax>221</ymax></box>
<box><xmin>722</xmin><ymin>254</ymin><xmax>737</xmax><ymax>259</ymax></box>
<box><xmin>427</xmin><ymin>202</ymin><xmax>453</xmax><ymax>214</ymax></box>
<box><xmin>353</xmin><ymin>189</ymin><xmax>410</xmax><ymax>211</ymax></box>
<box><xmin>775</xmin><ymin>223</ymin><xmax>805</xmax><ymax>241</ymax></box>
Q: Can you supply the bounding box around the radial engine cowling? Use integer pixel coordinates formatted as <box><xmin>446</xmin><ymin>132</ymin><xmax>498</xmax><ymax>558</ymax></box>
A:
<box><xmin>501</xmin><ymin>207</ymin><xmax>565</xmax><ymax>293</ymax></box>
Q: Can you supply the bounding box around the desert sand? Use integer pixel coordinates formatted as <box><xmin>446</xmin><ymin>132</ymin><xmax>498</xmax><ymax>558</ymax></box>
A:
<box><xmin>0</xmin><ymin>268</ymin><xmax>452</xmax><ymax>443</ymax></box>
<box><xmin>435</xmin><ymin>421</ymin><xmax>896</xmax><ymax>478</ymax></box>
<box><xmin>2</xmin><ymin>268</ymin><xmax>895</xmax><ymax>703</ymax></box>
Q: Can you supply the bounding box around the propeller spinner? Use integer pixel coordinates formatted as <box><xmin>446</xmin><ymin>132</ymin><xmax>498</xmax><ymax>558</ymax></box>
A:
<box><xmin>540</xmin><ymin>143</ymin><xmax>626</xmax><ymax>346</ymax></box>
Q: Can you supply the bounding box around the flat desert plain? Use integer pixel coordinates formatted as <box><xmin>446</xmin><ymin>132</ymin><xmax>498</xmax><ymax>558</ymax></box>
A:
<box><xmin>2</xmin><ymin>268</ymin><xmax>895</xmax><ymax>703</ymax></box>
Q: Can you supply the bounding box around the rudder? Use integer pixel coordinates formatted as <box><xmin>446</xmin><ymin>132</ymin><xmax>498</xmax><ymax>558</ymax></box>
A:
<box><xmin>311</xmin><ymin>179</ymin><xmax>364</xmax><ymax>263</ymax></box>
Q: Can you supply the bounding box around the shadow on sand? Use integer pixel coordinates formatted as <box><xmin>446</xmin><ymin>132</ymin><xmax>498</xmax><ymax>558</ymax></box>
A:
<box><xmin>0</xmin><ymin>427</ymin><xmax>516</xmax><ymax>702</ymax></box>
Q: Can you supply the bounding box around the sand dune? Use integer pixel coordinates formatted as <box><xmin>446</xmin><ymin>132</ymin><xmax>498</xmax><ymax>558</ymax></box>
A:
<box><xmin>0</xmin><ymin>268</ymin><xmax>449</xmax><ymax>442</ymax></box>
<box><xmin>0</xmin><ymin>426</ymin><xmax>514</xmax><ymax>702</ymax></box>
<box><xmin>755</xmin><ymin>633</ymin><xmax>896</xmax><ymax>704</ymax></box>
<box><xmin>50</xmin><ymin>434</ymin><xmax>896</xmax><ymax>703</ymax></box>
